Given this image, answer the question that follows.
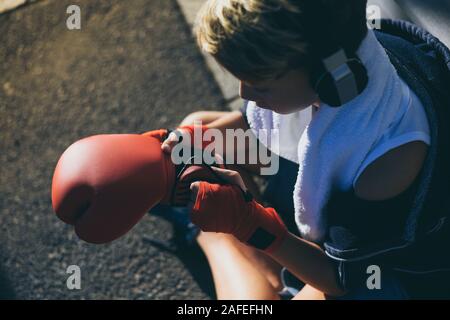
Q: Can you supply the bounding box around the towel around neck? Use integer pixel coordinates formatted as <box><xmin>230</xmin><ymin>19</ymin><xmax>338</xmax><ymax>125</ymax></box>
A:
<box><xmin>245</xmin><ymin>29</ymin><xmax>431</xmax><ymax>243</ymax></box>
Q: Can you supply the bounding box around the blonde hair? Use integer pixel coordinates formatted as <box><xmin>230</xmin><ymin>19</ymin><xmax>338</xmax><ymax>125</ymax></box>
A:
<box><xmin>194</xmin><ymin>0</ymin><xmax>368</xmax><ymax>82</ymax></box>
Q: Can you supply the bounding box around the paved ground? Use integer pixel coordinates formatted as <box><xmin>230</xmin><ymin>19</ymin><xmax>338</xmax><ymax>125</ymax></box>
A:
<box><xmin>0</xmin><ymin>0</ymin><xmax>227</xmax><ymax>299</ymax></box>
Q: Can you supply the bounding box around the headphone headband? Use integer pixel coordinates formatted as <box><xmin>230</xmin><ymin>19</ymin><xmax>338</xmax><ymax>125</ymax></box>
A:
<box><xmin>302</xmin><ymin>0</ymin><xmax>369</xmax><ymax>107</ymax></box>
<box><xmin>322</xmin><ymin>49</ymin><xmax>359</xmax><ymax>104</ymax></box>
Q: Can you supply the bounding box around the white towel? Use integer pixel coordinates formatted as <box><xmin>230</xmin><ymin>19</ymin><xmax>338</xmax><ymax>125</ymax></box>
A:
<box><xmin>246</xmin><ymin>29</ymin><xmax>431</xmax><ymax>243</ymax></box>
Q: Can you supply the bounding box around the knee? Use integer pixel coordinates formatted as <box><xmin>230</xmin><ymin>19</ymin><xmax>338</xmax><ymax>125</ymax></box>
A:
<box><xmin>197</xmin><ymin>231</ymin><xmax>249</xmax><ymax>253</ymax></box>
<box><xmin>180</xmin><ymin>110</ymin><xmax>235</xmax><ymax>126</ymax></box>
<box><xmin>180</xmin><ymin>111</ymin><xmax>214</xmax><ymax>126</ymax></box>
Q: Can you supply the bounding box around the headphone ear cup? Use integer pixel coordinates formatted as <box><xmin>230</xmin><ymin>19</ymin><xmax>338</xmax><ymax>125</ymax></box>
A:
<box><xmin>315</xmin><ymin>72</ymin><xmax>341</xmax><ymax>107</ymax></box>
<box><xmin>313</xmin><ymin>58</ymin><xmax>369</xmax><ymax>107</ymax></box>
<box><xmin>347</xmin><ymin>58</ymin><xmax>369</xmax><ymax>95</ymax></box>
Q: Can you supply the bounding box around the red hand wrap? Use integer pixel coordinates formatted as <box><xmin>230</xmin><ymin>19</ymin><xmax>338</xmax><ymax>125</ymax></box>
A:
<box><xmin>178</xmin><ymin>125</ymin><xmax>211</xmax><ymax>149</ymax></box>
<box><xmin>191</xmin><ymin>182</ymin><xmax>288</xmax><ymax>254</ymax></box>
<box><xmin>142</xmin><ymin>129</ymin><xmax>169</xmax><ymax>142</ymax></box>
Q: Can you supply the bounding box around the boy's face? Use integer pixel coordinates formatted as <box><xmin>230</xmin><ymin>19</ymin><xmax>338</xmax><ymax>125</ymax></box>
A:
<box><xmin>238</xmin><ymin>69</ymin><xmax>319</xmax><ymax>114</ymax></box>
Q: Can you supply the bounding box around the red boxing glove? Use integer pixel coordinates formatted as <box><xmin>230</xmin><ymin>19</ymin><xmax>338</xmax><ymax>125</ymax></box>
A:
<box><xmin>190</xmin><ymin>182</ymin><xmax>288</xmax><ymax>254</ymax></box>
<box><xmin>51</xmin><ymin>133</ymin><xmax>226</xmax><ymax>244</ymax></box>
<box><xmin>143</xmin><ymin>125</ymin><xmax>212</xmax><ymax>150</ymax></box>
<box><xmin>177</xmin><ymin>125</ymin><xmax>211</xmax><ymax>149</ymax></box>
<box><xmin>142</xmin><ymin>129</ymin><xmax>170</xmax><ymax>142</ymax></box>
<box><xmin>51</xmin><ymin>134</ymin><xmax>176</xmax><ymax>244</ymax></box>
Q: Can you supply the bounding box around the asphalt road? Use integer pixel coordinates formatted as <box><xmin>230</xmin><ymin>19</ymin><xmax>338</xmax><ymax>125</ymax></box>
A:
<box><xmin>0</xmin><ymin>0</ymin><xmax>227</xmax><ymax>299</ymax></box>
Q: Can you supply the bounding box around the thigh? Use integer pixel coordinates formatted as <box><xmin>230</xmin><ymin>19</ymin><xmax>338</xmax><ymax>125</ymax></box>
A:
<box><xmin>293</xmin><ymin>285</ymin><xmax>326</xmax><ymax>300</ymax></box>
<box><xmin>180</xmin><ymin>111</ymin><xmax>232</xmax><ymax>126</ymax></box>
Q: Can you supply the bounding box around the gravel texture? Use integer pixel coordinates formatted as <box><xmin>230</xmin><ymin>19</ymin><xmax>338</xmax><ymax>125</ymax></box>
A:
<box><xmin>0</xmin><ymin>0</ymin><xmax>227</xmax><ymax>299</ymax></box>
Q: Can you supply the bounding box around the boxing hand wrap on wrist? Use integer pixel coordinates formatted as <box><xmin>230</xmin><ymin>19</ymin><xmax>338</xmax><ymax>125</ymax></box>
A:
<box><xmin>190</xmin><ymin>182</ymin><xmax>288</xmax><ymax>254</ymax></box>
<box><xmin>177</xmin><ymin>125</ymin><xmax>211</xmax><ymax>150</ymax></box>
<box><xmin>141</xmin><ymin>129</ymin><xmax>171</xmax><ymax>142</ymax></box>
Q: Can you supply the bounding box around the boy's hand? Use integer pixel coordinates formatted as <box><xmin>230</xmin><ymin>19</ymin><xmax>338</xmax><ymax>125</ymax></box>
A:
<box><xmin>189</xmin><ymin>166</ymin><xmax>287</xmax><ymax>254</ymax></box>
<box><xmin>161</xmin><ymin>129</ymin><xmax>187</xmax><ymax>154</ymax></box>
<box><xmin>161</xmin><ymin>125</ymin><xmax>210</xmax><ymax>154</ymax></box>
<box><xmin>190</xmin><ymin>166</ymin><xmax>248</xmax><ymax>193</ymax></box>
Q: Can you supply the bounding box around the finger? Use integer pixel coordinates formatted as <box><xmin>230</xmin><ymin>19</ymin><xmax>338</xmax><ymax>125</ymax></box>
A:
<box><xmin>190</xmin><ymin>181</ymin><xmax>201</xmax><ymax>202</ymax></box>
<box><xmin>209</xmin><ymin>165</ymin><xmax>235</xmax><ymax>176</ymax></box>
<box><xmin>209</xmin><ymin>166</ymin><xmax>247</xmax><ymax>191</ymax></box>
<box><xmin>213</xmin><ymin>153</ymin><xmax>225</xmax><ymax>167</ymax></box>
<box><xmin>161</xmin><ymin>132</ymin><xmax>180</xmax><ymax>153</ymax></box>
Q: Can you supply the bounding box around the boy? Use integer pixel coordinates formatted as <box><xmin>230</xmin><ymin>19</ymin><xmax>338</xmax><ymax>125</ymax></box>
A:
<box><xmin>158</xmin><ymin>0</ymin><xmax>431</xmax><ymax>299</ymax></box>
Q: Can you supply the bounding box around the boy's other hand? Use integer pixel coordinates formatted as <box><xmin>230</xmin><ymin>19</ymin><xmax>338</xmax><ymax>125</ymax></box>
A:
<box><xmin>190</xmin><ymin>166</ymin><xmax>248</xmax><ymax>199</ymax></box>
<box><xmin>161</xmin><ymin>129</ymin><xmax>187</xmax><ymax>154</ymax></box>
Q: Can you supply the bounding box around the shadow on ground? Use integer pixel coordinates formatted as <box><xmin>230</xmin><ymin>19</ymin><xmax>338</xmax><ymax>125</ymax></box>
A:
<box><xmin>0</xmin><ymin>0</ymin><xmax>226</xmax><ymax>299</ymax></box>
